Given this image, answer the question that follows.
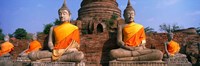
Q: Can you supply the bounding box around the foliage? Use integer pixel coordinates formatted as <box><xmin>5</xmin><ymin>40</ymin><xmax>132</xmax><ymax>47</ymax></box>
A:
<box><xmin>43</xmin><ymin>23</ymin><xmax>53</xmax><ymax>34</ymax></box>
<box><xmin>105</xmin><ymin>13</ymin><xmax>118</xmax><ymax>29</ymax></box>
<box><xmin>8</xmin><ymin>34</ymin><xmax>13</xmax><ymax>38</ymax></box>
<box><xmin>0</xmin><ymin>28</ymin><xmax>2</xmax><ymax>33</ymax></box>
<box><xmin>53</xmin><ymin>19</ymin><xmax>62</xmax><ymax>25</ymax></box>
<box><xmin>159</xmin><ymin>23</ymin><xmax>182</xmax><ymax>33</ymax></box>
<box><xmin>111</xmin><ymin>13</ymin><xmax>118</xmax><ymax>20</ymax></box>
<box><xmin>145</xmin><ymin>27</ymin><xmax>156</xmax><ymax>33</ymax></box>
<box><xmin>196</xmin><ymin>27</ymin><xmax>200</xmax><ymax>35</ymax></box>
<box><xmin>0</xmin><ymin>28</ymin><xmax>4</xmax><ymax>40</ymax></box>
<box><xmin>81</xmin><ymin>25</ymin><xmax>88</xmax><ymax>34</ymax></box>
<box><xmin>13</xmin><ymin>28</ymin><xmax>28</xmax><ymax>39</ymax></box>
<box><xmin>43</xmin><ymin>19</ymin><xmax>63</xmax><ymax>34</ymax></box>
<box><xmin>82</xmin><ymin>29</ymin><xmax>88</xmax><ymax>35</ymax></box>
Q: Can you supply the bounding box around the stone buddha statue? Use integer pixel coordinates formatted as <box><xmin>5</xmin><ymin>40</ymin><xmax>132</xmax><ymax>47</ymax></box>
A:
<box><xmin>110</xmin><ymin>0</ymin><xmax>163</xmax><ymax>61</ymax></box>
<box><xmin>19</xmin><ymin>34</ymin><xmax>42</xmax><ymax>57</ymax></box>
<box><xmin>0</xmin><ymin>35</ymin><xmax>14</xmax><ymax>57</ymax></box>
<box><xmin>164</xmin><ymin>31</ymin><xmax>186</xmax><ymax>59</ymax></box>
<box><xmin>28</xmin><ymin>0</ymin><xmax>84</xmax><ymax>62</ymax></box>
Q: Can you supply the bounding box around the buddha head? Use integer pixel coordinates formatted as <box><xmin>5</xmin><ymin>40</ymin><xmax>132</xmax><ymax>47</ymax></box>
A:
<box><xmin>4</xmin><ymin>35</ymin><xmax>9</xmax><ymax>42</ymax></box>
<box><xmin>123</xmin><ymin>0</ymin><xmax>135</xmax><ymax>23</ymax></box>
<box><xmin>32</xmin><ymin>34</ymin><xmax>37</xmax><ymax>41</ymax></box>
<box><xmin>167</xmin><ymin>31</ymin><xmax>174</xmax><ymax>41</ymax></box>
<box><xmin>58</xmin><ymin>0</ymin><xmax>71</xmax><ymax>23</ymax></box>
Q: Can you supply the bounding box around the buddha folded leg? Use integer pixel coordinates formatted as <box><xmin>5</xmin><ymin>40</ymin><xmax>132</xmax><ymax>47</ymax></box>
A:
<box><xmin>58</xmin><ymin>51</ymin><xmax>84</xmax><ymax>62</ymax></box>
<box><xmin>110</xmin><ymin>46</ymin><xmax>144</xmax><ymax>58</ymax></box>
<box><xmin>137</xmin><ymin>49</ymin><xmax>163</xmax><ymax>61</ymax></box>
<box><xmin>111</xmin><ymin>48</ymin><xmax>163</xmax><ymax>61</ymax></box>
<box><xmin>28</xmin><ymin>51</ymin><xmax>52</xmax><ymax>61</ymax></box>
<box><xmin>110</xmin><ymin>48</ymin><xmax>135</xmax><ymax>58</ymax></box>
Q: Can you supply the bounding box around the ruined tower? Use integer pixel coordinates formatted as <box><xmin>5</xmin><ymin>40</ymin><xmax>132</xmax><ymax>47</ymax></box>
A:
<box><xmin>77</xmin><ymin>0</ymin><xmax>122</xmax><ymax>34</ymax></box>
<box><xmin>78</xmin><ymin>0</ymin><xmax>121</xmax><ymax>20</ymax></box>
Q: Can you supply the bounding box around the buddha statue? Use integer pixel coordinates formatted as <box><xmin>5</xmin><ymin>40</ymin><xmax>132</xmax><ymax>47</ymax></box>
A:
<box><xmin>18</xmin><ymin>34</ymin><xmax>42</xmax><ymax>59</ymax></box>
<box><xmin>0</xmin><ymin>35</ymin><xmax>14</xmax><ymax>57</ymax></box>
<box><xmin>28</xmin><ymin>0</ymin><xmax>84</xmax><ymax>62</ymax></box>
<box><xmin>164</xmin><ymin>31</ymin><xmax>186</xmax><ymax>59</ymax></box>
<box><xmin>110</xmin><ymin>0</ymin><xmax>163</xmax><ymax>61</ymax></box>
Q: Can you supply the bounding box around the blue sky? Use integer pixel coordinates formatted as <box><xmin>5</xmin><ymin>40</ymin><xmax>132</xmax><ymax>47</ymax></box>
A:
<box><xmin>0</xmin><ymin>0</ymin><xmax>200</xmax><ymax>34</ymax></box>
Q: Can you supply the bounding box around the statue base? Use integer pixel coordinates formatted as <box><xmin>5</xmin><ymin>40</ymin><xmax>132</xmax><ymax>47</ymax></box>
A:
<box><xmin>17</xmin><ymin>57</ymin><xmax>31</xmax><ymax>62</ymax></box>
<box><xmin>0</xmin><ymin>60</ymin><xmax>30</xmax><ymax>66</ymax></box>
<box><xmin>31</xmin><ymin>61</ymin><xmax>85</xmax><ymax>66</ymax></box>
<box><xmin>164</xmin><ymin>56</ymin><xmax>192</xmax><ymax>66</ymax></box>
<box><xmin>109</xmin><ymin>61</ymin><xmax>167</xmax><ymax>66</ymax></box>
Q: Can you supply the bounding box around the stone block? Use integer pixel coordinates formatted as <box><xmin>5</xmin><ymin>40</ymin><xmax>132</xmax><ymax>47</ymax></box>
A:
<box><xmin>31</xmin><ymin>62</ymin><xmax>76</xmax><ymax>66</ymax></box>
<box><xmin>13</xmin><ymin>61</ymin><xmax>31</xmax><ymax>66</ymax></box>
<box><xmin>0</xmin><ymin>60</ymin><xmax>31</xmax><ymax>66</ymax></box>
<box><xmin>109</xmin><ymin>61</ymin><xmax>167</xmax><ymax>66</ymax></box>
<box><xmin>165</xmin><ymin>57</ymin><xmax>192</xmax><ymax>66</ymax></box>
<box><xmin>0</xmin><ymin>60</ymin><xmax>13</xmax><ymax>66</ymax></box>
<box><xmin>31</xmin><ymin>62</ymin><xmax>75</xmax><ymax>66</ymax></box>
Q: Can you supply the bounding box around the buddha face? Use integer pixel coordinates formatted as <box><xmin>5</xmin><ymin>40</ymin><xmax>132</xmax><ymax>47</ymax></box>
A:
<box><xmin>124</xmin><ymin>10</ymin><xmax>135</xmax><ymax>23</ymax></box>
<box><xmin>167</xmin><ymin>33</ymin><xmax>173</xmax><ymax>41</ymax></box>
<box><xmin>32</xmin><ymin>35</ymin><xmax>37</xmax><ymax>41</ymax></box>
<box><xmin>4</xmin><ymin>35</ymin><xmax>9</xmax><ymax>42</ymax></box>
<box><xmin>59</xmin><ymin>10</ymin><xmax>71</xmax><ymax>22</ymax></box>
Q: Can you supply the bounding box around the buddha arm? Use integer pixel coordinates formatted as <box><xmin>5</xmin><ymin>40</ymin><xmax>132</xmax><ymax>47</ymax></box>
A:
<box><xmin>164</xmin><ymin>42</ymin><xmax>170</xmax><ymax>57</ymax></box>
<box><xmin>48</xmin><ymin>27</ymin><xmax>54</xmax><ymax>51</ymax></box>
<box><xmin>117</xmin><ymin>25</ymin><xmax>135</xmax><ymax>50</ymax></box>
<box><xmin>141</xmin><ymin>28</ymin><xmax>146</xmax><ymax>49</ymax></box>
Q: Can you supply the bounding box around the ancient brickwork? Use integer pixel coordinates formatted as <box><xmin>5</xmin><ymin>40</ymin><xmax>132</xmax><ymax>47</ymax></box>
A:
<box><xmin>78</xmin><ymin>0</ymin><xmax>121</xmax><ymax>21</ymax></box>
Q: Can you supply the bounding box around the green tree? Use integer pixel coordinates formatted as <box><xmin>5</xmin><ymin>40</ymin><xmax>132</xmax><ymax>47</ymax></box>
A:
<box><xmin>43</xmin><ymin>23</ymin><xmax>53</xmax><ymax>34</ymax></box>
<box><xmin>0</xmin><ymin>28</ymin><xmax>4</xmax><ymax>40</ymax></box>
<box><xmin>159</xmin><ymin>23</ymin><xmax>182</xmax><ymax>33</ymax></box>
<box><xmin>14</xmin><ymin>28</ymin><xmax>27</xmax><ymax>39</ymax></box>
<box><xmin>196</xmin><ymin>27</ymin><xmax>200</xmax><ymax>35</ymax></box>
<box><xmin>53</xmin><ymin>19</ymin><xmax>62</xmax><ymax>25</ymax></box>
<box><xmin>105</xmin><ymin>13</ymin><xmax>118</xmax><ymax>29</ymax></box>
<box><xmin>111</xmin><ymin>13</ymin><xmax>118</xmax><ymax>20</ymax></box>
<box><xmin>145</xmin><ymin>27</ymin><xmax>156</xmax><ymax>33</ymax></box>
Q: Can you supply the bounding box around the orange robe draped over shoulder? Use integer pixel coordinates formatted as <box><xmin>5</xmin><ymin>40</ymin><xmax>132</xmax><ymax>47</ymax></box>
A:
<box><xmin>123</xmin><ymin>22</ymin><xmax>146</xmax><ymax>47</ymax></box>
<box><xmin>167</xmin><ymin>40</ymin><xmax>180</xmax><ymax>56</ymax></box>
<box><xmin>25</xmin><ymin>40</ymin><xmax>42</xmax><ymax>54</ymax></box>
<box><xmin>0</xmin><ymin>42</ymin><xmax>14</xmax><ymax>56</ymax></box>
<box><xmin>53</xmin><ymin>22</ymin><xmax>80</xmax><ymax>50</ymax></box>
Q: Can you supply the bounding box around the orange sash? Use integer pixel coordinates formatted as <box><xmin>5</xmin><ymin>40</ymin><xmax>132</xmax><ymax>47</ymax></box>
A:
<box><xmin>25</xmin><ymin>40</ymin><xmax>42</xmax><ymax>54</ymax></box>
<box><xmin>0</xmin><ymin>42</ymin><xmax>14</xmax><ymax>56</ymax></box>
<box><xmin>53</xmin><ymin>22</ymin><xmax>80</xmax><ymax>50</ymax></box>
<box><xmin>123</xmin><ymin>22</ymin><xmax>146</xmax><ymax>47</ymax></box>
<box><xmin>168</xmin><ymin>40</ymin><xmax>180</xmax><ymax>56</ymax></box>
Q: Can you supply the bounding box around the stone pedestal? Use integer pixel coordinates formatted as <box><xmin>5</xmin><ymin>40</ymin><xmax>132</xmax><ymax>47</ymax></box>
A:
<box><xmin>0</xmin><ymin>60</ymin><xmax>30</xmax><ymax>66</ymax></box>
<box><xmin>31</xmin><ymin>61</ymin><xmax>85</xmax><ymax>66</ymax></box>
<box><xmin>0</xmin><ymin>56</ymin><xmax>11</xmax><ymax>60</ymax></box>
<box><xmin>0</xmin><ymin>57</ymin><xmax>12</xmax><ymax>66</ymax></box>
<box><xmin>17</xmin><ymin>57</ymin><xmax>31</xmax><ymax>62</ymax></box>
<box><xmin>13</xmin><ymin>61</ymin><xmax>31</xmax><ymax>66</ymax></box>
<box><xmin>165</xmin><ymin>56</ymin><xmax>192</xmax><ymax>66</ymax></box>
<box><xmin>109</xmin><ymin>61</ymin><xmax>167</xmax><ymax>66</ymax></box>
<box><xmin>31</xmin><ymin>62</ymin><xmax>75</xmax><ymax>66</ymax></box>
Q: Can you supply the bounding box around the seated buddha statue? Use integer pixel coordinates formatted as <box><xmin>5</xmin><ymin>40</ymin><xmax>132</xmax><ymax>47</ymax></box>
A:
<box><xmin>110</xmin><ymin>0</ymin><xmax>163</xmax><ymax>61</ymax></box>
